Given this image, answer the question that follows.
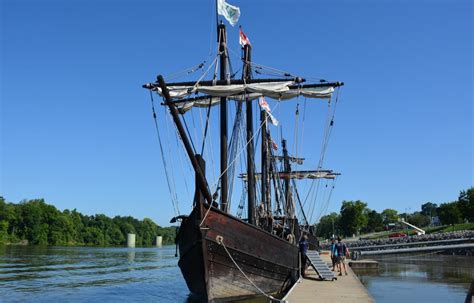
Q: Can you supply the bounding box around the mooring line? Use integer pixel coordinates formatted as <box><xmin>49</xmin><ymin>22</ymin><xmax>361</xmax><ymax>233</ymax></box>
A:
<box><xmin>216</xmin><ymin>235</ymin><xmax>287</xmax><ymax>303</ymax></box>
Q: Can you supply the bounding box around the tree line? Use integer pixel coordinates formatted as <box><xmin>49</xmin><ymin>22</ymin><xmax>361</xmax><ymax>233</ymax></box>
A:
<box><xmin>0</xmin><ymin>197</ymin><xmax>176</xmax><ymax>246</ymax></box>
<box><xmin>315</xmin><ymin>187</ymin><xmax>473</xmax><ymax>239</ymax></box>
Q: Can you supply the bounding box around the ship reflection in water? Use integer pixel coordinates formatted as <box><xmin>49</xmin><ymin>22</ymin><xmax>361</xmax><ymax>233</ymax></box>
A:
<box><xmin>353</xmin><ymin>254</ymin><xmax>474</xmax><ymax>303</ymax></box>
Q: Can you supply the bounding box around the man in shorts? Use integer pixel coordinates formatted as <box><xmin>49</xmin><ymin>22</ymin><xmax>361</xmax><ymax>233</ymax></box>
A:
<box><xmin>335</xmin><ymin>236</ymin><xmax>348</xmax><ymax>276</ymax></box>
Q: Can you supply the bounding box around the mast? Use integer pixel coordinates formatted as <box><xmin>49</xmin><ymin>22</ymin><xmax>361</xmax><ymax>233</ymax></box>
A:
<box><xmin>218</xmin><ymin>22</ymin><xmax>229</xmax><ymax>212</ymax></box>
<box><xmin>243</xmin><ymin>44</ymin><xmax>256</xmax><ymax>225</ymax></box>
<box><xmin>282</xmin><ymin>139</ymin><xmax>291</xmax><ymax>214</ymax></box>
<box><xmin>261</xmin><ymin>108</ymin><xmax>270</xmax><ymax>227</ymax></box>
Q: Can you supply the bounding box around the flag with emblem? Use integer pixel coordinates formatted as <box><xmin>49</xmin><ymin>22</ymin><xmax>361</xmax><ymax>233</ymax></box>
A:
<box><xmin>217</xmin><ymin>0</ymin><xmax>240</xmax><ymax>26</ymax></box>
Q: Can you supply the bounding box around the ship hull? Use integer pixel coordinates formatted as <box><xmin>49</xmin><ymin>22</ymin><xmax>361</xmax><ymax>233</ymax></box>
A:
<box><xmin>177</xmin><ymin>203</ymin><xmax>299</xmax><ymax>302</ymax></box>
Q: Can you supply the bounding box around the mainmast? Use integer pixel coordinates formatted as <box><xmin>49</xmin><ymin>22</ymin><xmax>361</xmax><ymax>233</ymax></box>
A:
<box><xmin>218</xmin><ymin>23</ymin><xmax>229</xmax><ymax>212</ymax></box>
<box><xmin>243</xmin><ymin>44</ymin><xmax>256</xmax><ymax>225</ymax></box>
<box><xmin>261</xmin><ymin>106</ymin><xmax>270</xmax><ymax>229</ymax></box>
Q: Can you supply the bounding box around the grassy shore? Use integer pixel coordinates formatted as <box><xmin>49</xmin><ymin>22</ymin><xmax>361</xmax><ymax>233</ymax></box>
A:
<box><xmin>424</xmin><ymin>223</ymin><xmax>474</xmax><ymax>234</ymax></box>
<box><xmin>352</xmin><ymin>223</ymin><xmax>474</xmax><ymax>240</ymax></box>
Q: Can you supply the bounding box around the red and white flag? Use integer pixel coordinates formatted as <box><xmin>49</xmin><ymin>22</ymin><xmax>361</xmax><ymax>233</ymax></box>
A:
<box><xmin>259</xmin><ymin>97</ymin><xmax>279</xmax><ymax>126</ymax></box>
<box><xmin>271</xmin><ymin>139</ymin><xmax>278</xmax><ymax>150</ymax></box>
<box><xmin>239</xmin><ymin>27</ymin><xmax>251</xmax><ymax>47</ymax></box>
<box><xmin>259</xmin><ymin>96</ymin><xmax>271</xmax><ymax>112</ymax></box>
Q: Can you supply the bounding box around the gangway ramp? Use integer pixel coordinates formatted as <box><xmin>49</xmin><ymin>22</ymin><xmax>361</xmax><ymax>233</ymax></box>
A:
<box><xmin>306</xmin><ymin>250</ymin><xmax>336</xmax><ymax>281</ymax></box>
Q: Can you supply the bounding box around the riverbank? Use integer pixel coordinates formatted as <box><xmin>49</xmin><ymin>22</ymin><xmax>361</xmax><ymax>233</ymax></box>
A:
<box><xmin>0</xmin><ymin>198</ymin><xmax>176</xmax><ymax>247</ymax></box>
<box><xmin>321</xmin><ymin>230</ymin><xmax>474</xmax><ymax>255</ymax></box>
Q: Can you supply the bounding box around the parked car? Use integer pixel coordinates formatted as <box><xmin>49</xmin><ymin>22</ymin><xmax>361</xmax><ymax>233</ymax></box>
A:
<box><xmin>388</xmin><ymin>232</ymin><xmax>407</xmax><ymax>238</ymax></box>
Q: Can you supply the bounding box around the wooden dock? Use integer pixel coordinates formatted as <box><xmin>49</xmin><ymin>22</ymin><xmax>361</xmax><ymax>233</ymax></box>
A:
<box><xmin>284</xmin><ymin>252</ymin><xmax>374</xmax><ymax>302</ymax></box>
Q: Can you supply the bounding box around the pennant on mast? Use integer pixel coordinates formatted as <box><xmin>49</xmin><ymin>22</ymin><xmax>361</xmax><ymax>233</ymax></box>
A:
<box><xmin>259</xmin><ymin>96</ymin><xmax>279</xmax><ymax>126</ymax></box>
<box><xmin>239</xmin><ymin>27</ymin><xmax>251</xmax><ymax>47</ymax></box>
<box><xmin>271</xmin><ymin>139</ymin><xmax>278</xmax><ymax>150</ymax></box>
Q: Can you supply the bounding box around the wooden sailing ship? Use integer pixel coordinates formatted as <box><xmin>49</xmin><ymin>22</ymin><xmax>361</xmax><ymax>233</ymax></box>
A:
<box><xmin>143</xmin><ymin>8</ymin><xmax>343</xmax><ymax>302</ymax></box>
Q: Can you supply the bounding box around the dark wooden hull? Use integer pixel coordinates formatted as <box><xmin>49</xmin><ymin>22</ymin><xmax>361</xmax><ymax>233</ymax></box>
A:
<box><xmin>177</xmin><ymin>203</ymin><xmax>299</xmax><ymax>302</ymax></box>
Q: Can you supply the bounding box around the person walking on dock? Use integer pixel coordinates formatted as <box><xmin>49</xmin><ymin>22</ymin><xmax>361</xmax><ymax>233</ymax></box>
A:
<box><xmin>335</xmin><ymin>237</ymin><xmax>349</xmax><ymax>276</ymax></box>
<box><xmin>299</xmin><ymin>235</ymin><xmax>309</xmax><ymax>277</ymax></box>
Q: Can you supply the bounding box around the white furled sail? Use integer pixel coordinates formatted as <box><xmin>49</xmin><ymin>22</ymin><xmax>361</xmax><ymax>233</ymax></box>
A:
<box><xmin>153</xmin><ymin>82</ymin><xmax>337</xmax><ymax>113</ymax></box>
<box><xmin>239</xmin><ymin>170</ymin><xmax>340</xmax><ymax>181</ymax></box>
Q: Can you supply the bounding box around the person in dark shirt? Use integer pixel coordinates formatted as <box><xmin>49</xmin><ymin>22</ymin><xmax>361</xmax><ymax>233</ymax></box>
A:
<box><xmin>335</xmin><ymin>236</ymin><xmax>348</xmax><ymax>276</ymax></box>
<box><xmin>299</xmin><ymin>235</ymin><xmax>309</xmax><ymax>277</ymax></box>
<box><xmin>330</xmin><ymin>238</ymin><xmax>337</xmax><ymax>271</ymax></box>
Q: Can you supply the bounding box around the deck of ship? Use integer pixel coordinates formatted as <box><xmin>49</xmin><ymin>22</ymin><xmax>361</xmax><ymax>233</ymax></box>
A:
<box><xmin>284</xmin><ymin>251</ymin><xmax>374</xmax><ymax>303</ymax></box>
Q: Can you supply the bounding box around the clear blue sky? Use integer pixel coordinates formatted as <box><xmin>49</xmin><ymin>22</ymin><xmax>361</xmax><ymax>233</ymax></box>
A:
<box><xmin>1</xmin><ymin>0</ymin><xmax>472</xmax><ymax>226</ymax></box>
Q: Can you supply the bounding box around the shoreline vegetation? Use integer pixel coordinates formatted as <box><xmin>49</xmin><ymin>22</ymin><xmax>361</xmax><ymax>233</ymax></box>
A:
<box><xmin>314</xmin><ymin>187</ymin><xmax>473</xmax><ymax>239</ymax></box>
<box><xmin>0</xmin><ymin>197</ymin><xmax>176</xmax><ymax>247</ymax></box>
<box><xmin>1</xmin><ymin>187</ymin><xmax>471</xmax><ymax>247</ymax></box>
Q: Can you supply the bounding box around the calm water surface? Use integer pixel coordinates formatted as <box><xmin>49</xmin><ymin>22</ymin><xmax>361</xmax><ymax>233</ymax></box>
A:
<box><xmin>1</xmin><ymin>246</ymin><xmax>473</xmax><ymax>302</ymax></box>
<box><xmin>354</xmin><ymin>254</ymin><xmax>474</xmax><ymax>303</ymax></box>
<box><xmin>0</xmin><ymin>246</ymin><xmax>188</xmax><ymax>303</ymax></box>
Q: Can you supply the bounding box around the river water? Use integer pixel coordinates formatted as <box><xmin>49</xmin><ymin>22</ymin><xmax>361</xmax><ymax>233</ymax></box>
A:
<box><xmin>0</xmin><ymin>246</ymin><xmax>472</xmax><ymax>302</ymax></box>
<box><xmin>0</xmin><ymin>246</ymin><xmax>189</xmax><ymax>303</ymax></box>
<box><xmin>353</xmin><ymin>254</ymin><xmax>474</xmax><ymax>303</ymax></box>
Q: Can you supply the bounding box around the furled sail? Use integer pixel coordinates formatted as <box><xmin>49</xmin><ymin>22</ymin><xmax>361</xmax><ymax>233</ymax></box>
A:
<box><xmin>150</xmin><ymin>82</ymin><xmax>339</xmax><ymax>113</ymax></box>
<box><xmin>239</xmin><ymin>170</ymin><xmax>340</xmax><ymax>181</ymax></box>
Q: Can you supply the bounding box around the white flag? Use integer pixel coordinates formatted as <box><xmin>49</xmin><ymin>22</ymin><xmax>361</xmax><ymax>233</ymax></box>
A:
<box><xmin>217</xmin><ymin>0</ymin><xmax>240</xmax><ymax>26</ymax></box>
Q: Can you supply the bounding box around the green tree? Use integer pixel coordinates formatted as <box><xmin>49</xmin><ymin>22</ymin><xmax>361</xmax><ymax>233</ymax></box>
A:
<box><xmin>407</xmin><ymin>212</ymin><xmax>430</xmax><ymax>228</ymax></box>
<box><xmin>421</xmin><ymin>202</ymin><xmax>438</xmax><ymax>217</ymax></box>
<box><xmin>365</xmin><ymin>210</ymin><xmax>384</xmax><ymax>232</ymax></box>
<box><xmin>381</xmin><ymin>209</ymin><xmax>399</xmax><ymax>225</ymax></box>
<box><xmin>437</xmin><ymin>202</ymin><xmax>462</xmax><ymax>226</ymax></box>
<box><xmin>339</xmin><ymin>200</ymin><xmax>368</xmax><ymax>236</ymax></box>
<box><xmin>458</xmin><ymin>188</ymin><xmax>473</xmax><ymax>222</ymax></box>
<box><xmin>315</xmin><ymin>212</ymin><xmax>339</xmax><ymax>239</ymax></box>
<box><xmin>0</xmin><ymin>198</ymin><xmax>176</xmax><ymax>246</ymax></box>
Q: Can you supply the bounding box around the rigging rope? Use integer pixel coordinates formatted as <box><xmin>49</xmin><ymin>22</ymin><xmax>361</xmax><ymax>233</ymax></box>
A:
<box><xmin>293</xmin><ymin>99</ymin><xmax>300</xmax><ymax>159</ymax></box>
<box><xmin>216</xmin><ymin>236</ymin><xmax>286</xmax><ymax>303</ymax></box>
<box><xmin>227</xmin><ymin>101</ymin><xmax>244</xmax><ymax>207</ymax></box>
<box><xmin>200</xmin><ymin>101</ymin><xmax>281</xmax><ymax>226</ymax></box>
<box><xmin>149</xmin><ymin>91</ymin><xmax>180</xmax><ymax>216</ymax></box>
<box><xmin>317</xmin><ymin>178</ymin><xmax>338</xmax><ymax>222</ymax></box>
<box><xmin>200</xmin><ymin>96</ymin><xmax>213</xmax><ymax>155</ymax></box>
<box><xmin>307</xmin><ymin>87</ymin><xmax>341</xmax><ymax>224</ymax></box>
<box><xmin>181</xmin><ymin>113</ymin><xmax>197</xmax><ymax>155</ymax></box>
<box><xmin>165</xmin><ymin>61</ymin><xmax>206</xmax><ymax>81</ymax></box>
<box><xmin>167</xmin><ymin>109</ymin><xmax>192</xmax><ymax>203</ymax></box>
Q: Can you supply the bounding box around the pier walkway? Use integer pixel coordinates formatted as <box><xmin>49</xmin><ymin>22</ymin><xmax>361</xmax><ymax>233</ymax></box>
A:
<box><xmin>285</xmin><ymin>252</ymin><xmax>374</xmax><ymax>303</ymax></box>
